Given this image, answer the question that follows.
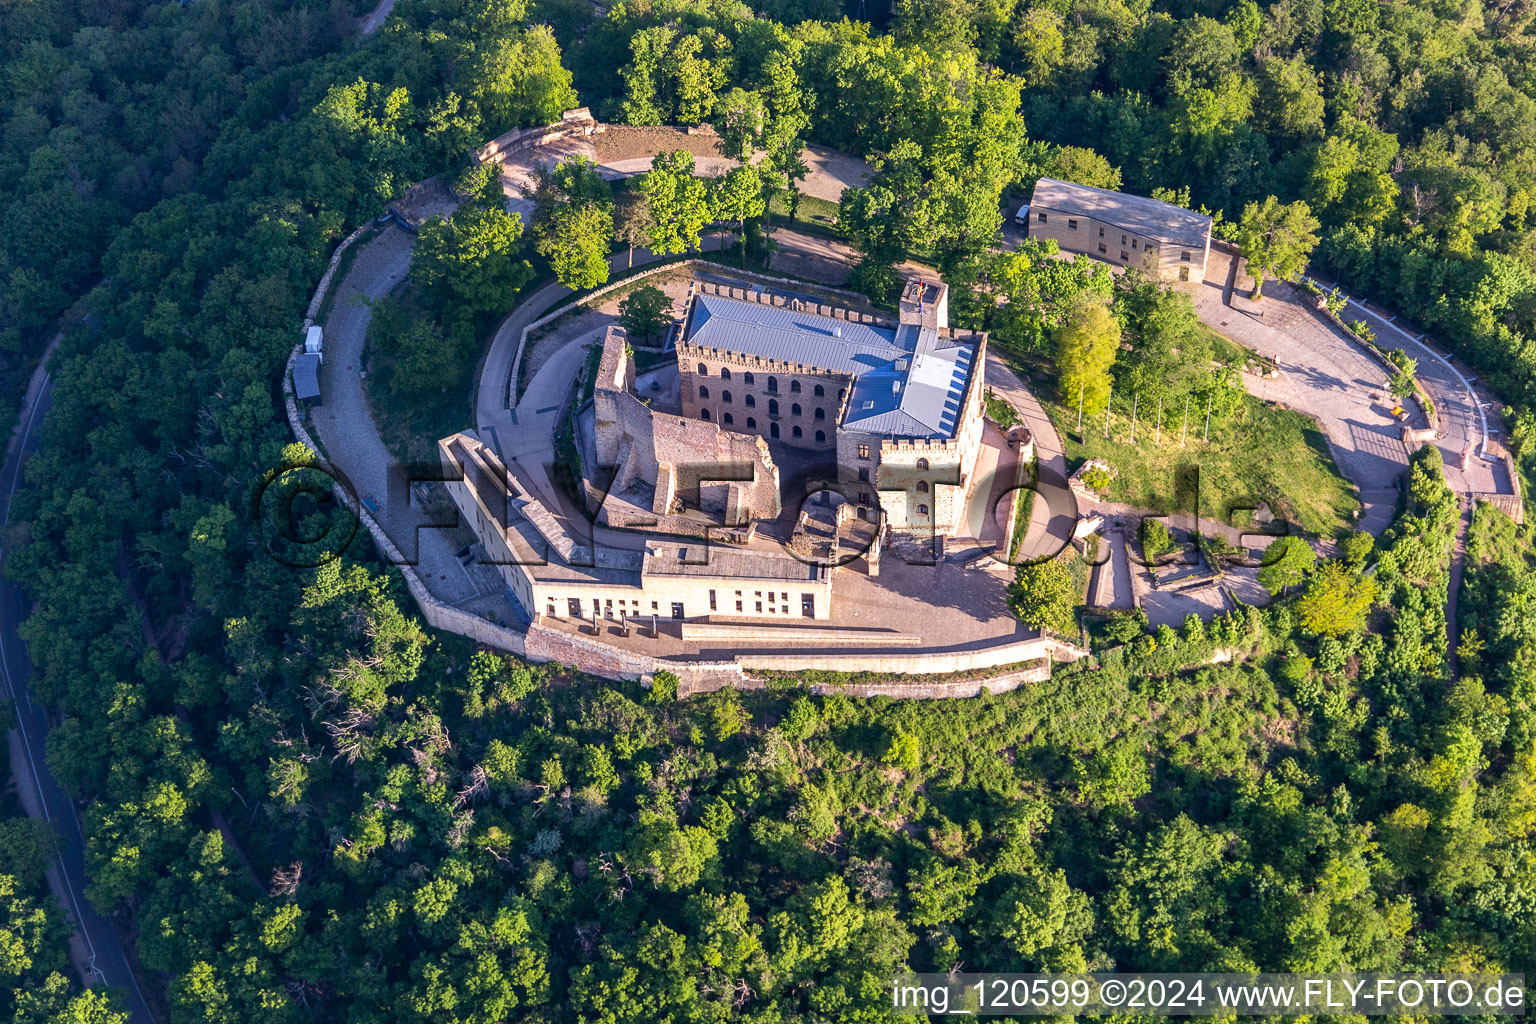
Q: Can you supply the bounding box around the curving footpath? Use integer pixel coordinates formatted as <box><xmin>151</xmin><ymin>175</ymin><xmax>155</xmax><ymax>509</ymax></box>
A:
<box><xmin>983</xmin><ymin>357</ymin><xmax>1079</xmax><ymax>561</ymax></box>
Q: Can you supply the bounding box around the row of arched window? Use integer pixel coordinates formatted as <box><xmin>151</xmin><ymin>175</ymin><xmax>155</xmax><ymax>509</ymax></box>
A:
<box><xmin>699</xmin><ymin>407</ymin><xmax>827</xmax><ymax>442</ymax></box>
<box><xmin>695</xmin><ymin>388</ymin><xmax>827</xmax><ymax>421</ymax></box>
<box><xmin>697</xmin><ymin>364</ymin><xmax>830</xmax><ymax>398</ymax></box>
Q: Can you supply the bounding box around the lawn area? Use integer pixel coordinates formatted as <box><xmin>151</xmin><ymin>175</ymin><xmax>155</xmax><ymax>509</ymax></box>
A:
<box><xmin>1047</xmin><ymin>391</ymin><xmax>1359</xmax><ymax>536</ymax></box>
<box><xmin>767</xmin><ymin>192</ymin><xmax>843</xmax><ymax>239</ymax></box>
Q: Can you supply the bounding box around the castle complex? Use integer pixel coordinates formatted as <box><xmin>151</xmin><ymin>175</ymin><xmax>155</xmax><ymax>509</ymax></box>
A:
<box><xmin>438</xmin><ymin>275</ymin><xmax>999</xmax><ymax>628</ymax></box>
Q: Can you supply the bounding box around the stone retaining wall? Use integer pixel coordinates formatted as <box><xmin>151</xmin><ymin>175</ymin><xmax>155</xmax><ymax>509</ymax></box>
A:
<box><xmin>677</xmin><ymin>661</ymin><xmax>1051</xmax><ymax>699</ymax></box>
<box><xmin>474</xmin><ymin>107</ymin><xmax>599</xmax><ymax>166</ymax></box>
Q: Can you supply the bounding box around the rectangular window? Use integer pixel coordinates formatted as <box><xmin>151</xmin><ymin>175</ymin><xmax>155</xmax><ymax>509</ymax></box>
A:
<box><xmin>1146</xmin><ymin>246</ymin><xmax>1156</xmax><ymax>257</ymax></box>
<box><xmin>709</xmin><ymin>589</ymin><xmax>716</xmax><ymax>611</ymax></box>
<box><xmin>1099</xmin><ymin>226</ymin><xmax>1105</xmax><ymax>237</ymax></box>
<box><xmin>1098</xmin><ymin>243</ymin><xmax>1107</xmax><ymax>254</ymax></box>
<box><xmin>756</xmin><ymin>602</ymin><xmax>763</xmax><ymax>612</ymax></box>
<box><xmin>860</xmin><ymin>492</ymin><xmax>871</xmax><ymax>504</ymax></box>
<box><xmin>782</xmin><ymin>592</ymin><xmax>789</xmax><ymax>604</ymax></box>
<box><xmin>858</xmin><ymin>468</ymin><xmax>869</xmax><ymax>482</ymax></box>
<box><xmin>1067</xmin><ymin>218</ymin><xmax>1078</xmax><ymax>230</ymax></box>
<box><xmin>801</xmin><ymin>594</ymin><xmax>815</xmax><ymax>618</ymax></box>
<box><xmin>1120</xmin><ymin>251</ymin><xmax>1129</xmax><ymax>261</ymax></box>
<box><xmin>1181</xmin><ymin>251</ymin><xmax>1191</xmax><ymax>262</ymax></box>
<box><xmin>857</xmin><ymin>444</ymin><xmax>870</xmax><ymax>459</ymax></box>
<box><xmin>568</xmin><ymin>598</ymin><xmax>582</xmax><ymax>617</ymax></box>
<box><xmin>671</xmin><ymin>602</ymin><xmax>684</xmax><ymax>619</ymax></box>
<box><xmin>1121</xmin><ymin>234</ymin><xmax>1127</xmax><ymax>245</ymax></box>
<box><xmin>1037</xmin><ymin>212</ymin><xmax>1047</xmax><ymax>222</ymax></box>
<box><xmin>1131</xmin><ymin>239</ymin><xmax>1138</xmax><ymax>249</ymax></box>
<box><xmin>736</xmin><ymin>600</ymin><xmax>743</xmax><ymax>611</ymax></box>
<box><xmin>651</xmin><ymin>601</ymin><xmax>658</xmax><ymax>610</ymax></box>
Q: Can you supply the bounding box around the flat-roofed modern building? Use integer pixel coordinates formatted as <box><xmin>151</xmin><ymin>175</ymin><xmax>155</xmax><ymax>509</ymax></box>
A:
<box><xmin>1027</xmin><ymin>177</ymin><xmax>1213</xmax><ymax>285</ymax></box>
<box><xmin>676</xmin><ymin>279</ymin><xmax>988</xmax><ymax>538</ymax></box>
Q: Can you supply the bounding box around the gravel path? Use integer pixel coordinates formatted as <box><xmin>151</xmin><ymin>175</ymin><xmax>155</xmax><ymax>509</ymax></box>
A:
<box><xmin>308</xmin><ymin>227</ymin><xmax>488</xmax><ymax>605</ymax></box>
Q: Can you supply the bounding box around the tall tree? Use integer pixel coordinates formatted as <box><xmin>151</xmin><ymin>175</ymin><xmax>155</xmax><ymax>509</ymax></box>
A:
<box><xmin>613</xmin><ymin>190</ymin><xmax>656</xmax><ymax>269</ymax></box>
<box><xmin>1258</xmin><ymin>535</ymin><xmax>1318</xmax><ymax>595</ymax></box>
<box><xmin>640</xmin><ymin>151</ymin><xmax>711</xmax><ymax>255</ymax></box>
<box><xmin>1237</xmin><ymin>196</ymin><xmax>1321</xmax><ymax>300</ymax></box>
<box><xmin>712</xmin><ymin>164</ymin><xmax>765</xmax><ymax>265</ymax></box>
<box><xmin>1055</xmin><ymin>298</ymin><xmax>1121</xmax><ymax>421</ymax></box>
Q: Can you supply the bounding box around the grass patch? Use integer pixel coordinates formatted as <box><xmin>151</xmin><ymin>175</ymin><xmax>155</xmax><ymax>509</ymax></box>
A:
<box><xmin>985</xmin><ymin>388</ymin><xmax>1022</xmax><ymax>430</ymax></box>
<box><xmin>1008</xmin><ymin>469</ymin><xmax>1036</xmax><ymax>562</ymax></box>
<box><xmin>767</xmin><ymin>192</ymin><xmax>843</xmax><ymax>240</ymax></box>
<box><xmin>1048</xmin><ymin>391</ymin><xmax>1359</xmax><ymax>535</ymax></box>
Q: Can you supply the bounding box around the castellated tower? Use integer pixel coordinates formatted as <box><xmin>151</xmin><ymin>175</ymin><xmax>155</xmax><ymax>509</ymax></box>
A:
<box><xmin>898</xmin><ymin>280</ymin><xmax>948</xmax><ymax>330</ymax></box>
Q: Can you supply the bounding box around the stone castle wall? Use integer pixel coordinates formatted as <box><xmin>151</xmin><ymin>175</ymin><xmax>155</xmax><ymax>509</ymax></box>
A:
<box><xmin>593</xmin><ymin>326</ymin><xmax>780</xmax><ymax>523</ymax></box>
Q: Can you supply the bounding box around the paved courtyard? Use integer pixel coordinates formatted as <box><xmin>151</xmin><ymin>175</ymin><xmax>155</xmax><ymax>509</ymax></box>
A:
<box><xmin>1195</xmin><ymin>249</ymin><xmax>1410</xmax><ymax>536</ymax></box>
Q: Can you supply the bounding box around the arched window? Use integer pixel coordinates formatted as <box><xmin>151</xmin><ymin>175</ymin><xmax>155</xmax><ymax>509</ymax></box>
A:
<box><xmin>744</xmin><ymin>371</ymin><xmax>755</xmax><ymax>385</ymax></box>
<box><xmin>814</xmin><ymin>384</ymin><xmax>825</xmax><ymax>397</ymax></box>
<box><xmin>792</xmin><ymin>403</ymin><xmax>802</xmax><ymax>417</ymax></box>
<box><xmin>814</xmin><ymin>407</ymin><xmax>825</xmax><ymax>421</ymax></box>
<box><xmin>916</xmin><ymin>457</ymin><xmax>930</xmax><ymax>471</ymax></box>
<box><xmin>837</xmin><ymin>388</ymin><xmax>846</xmax><ymax>401</ymax></box>
<box><xmin>723</xmin><ymin>412</ymin><xmax>734</xmax><ymax>425</ymax></box>
<box><xmin>701</xmin><ymin>408</ymin><xmax>711</xmax><ymax>421</ymax></box>
<box><xmin>815</xmin><ymin>430</ymin><xmax>826</xmax><ymax>443</ymax></box>
<box><xmin>721</xmin><ymin>367</ymin><xmax>732</xmax><ymax>380</ymax></box>
<box><xmin>697</xmin><ymin>363</ymin><xmax>708</xmax><ymax>375</ymax></box>
<box><xmin>698</xmin><ymin>385</ymin><xmax>709</xmax><ymax>399</ymax></box>
<box><xmin>917</xmin><ymin>480</ymin><xmax>929</xmax><ymax>493</ymax></box>
<box><xmin>768</xmin><ymin>398</ymin><xmax>779</xmax><ymax>416</ymax></box>
<box><xmin>767</xmin><ymin>376</ymin><xmax>778</xmax><ymax>393</ymax></box>
<box><xmin>745</xmin><ymin>394</ymin><xmax>756</xmax><ymax>408</ymax></box>
<box><xmin>917</xmin><ymin>504</ymin><xmax>929</xmax><ymax>516</ymax></box>
<box><xmin>747</xmin><ymin>417</ymin><xmax>756</xmax><ymax>429</ymax></box>
<box><xmin>790</xmin><ymin>379</ymin><xmax>802</xmax><ymax>393</ymax></box>
<box><xmin>722</xmin><ymin>390</ymin><xmax>733</xmax><ymax>404</ymax></box>
<box><xmin>770</xmin><ymin>423</ymin><xmax>780</xmax><ymax>438</ymax></box>
<box><xmin>792</xmin><ymin>425</ymin><xmax>803</xmax><ymax>438</ymax></box>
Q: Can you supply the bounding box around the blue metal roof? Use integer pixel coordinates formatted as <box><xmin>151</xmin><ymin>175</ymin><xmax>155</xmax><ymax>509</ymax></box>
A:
<box><xmin>293</xmin><ymin>353</ymin><xmax>321</xmax><ymax>401</ymax></box>
<box><xmin>689</xmin><ymin>294</ymin><xmax>900</xmax><ymax>375</ymax></box>
<box><xmin>686</xmin><ymin>295</ymin><xmax>976</xmax><ymax>440</ymax></box>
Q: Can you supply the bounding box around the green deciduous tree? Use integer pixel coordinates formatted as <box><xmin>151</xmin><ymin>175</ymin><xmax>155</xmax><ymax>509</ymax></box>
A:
<box><xmin>414</xmin><ymin>200</ymin><xmax>534</xmax><ymax>317</ymax></box>
<box><xmin>1008</xmin><ymin>557</ymin><xmax>1079</xmax><ymax>634</ymax></box>
<box><xmin>618</xmin><ymin>285</ymin><xmax>674</xmax><ymax>344</ymax></box>
<box><xmin>1055</xmin><ymin>298</ymin><xmax>1121</xmax><ymax>420</ymax></box>
<box><xmin>536</xmin><ymin>202</ymin><xmax>614</xmax><ymax>290</ymax></box>
<box><xmin>640</xmin><ymin>151</ymin><xmax>711</xmax><ymax>255</ymax></box>
<box><xmin>1237</xmin><ymin>196</ymin><xmax>1321</xmax><ymax>300</ymax></box>
<box><xmin>1259</xmin><ymin>535</ymin><xmax>1318</xmax><ymax>595</ymax></box>
<box><xmin>1296</xmin><ymin>560</ymin><xmax>1380</xmax><ymax>636</ymax></box>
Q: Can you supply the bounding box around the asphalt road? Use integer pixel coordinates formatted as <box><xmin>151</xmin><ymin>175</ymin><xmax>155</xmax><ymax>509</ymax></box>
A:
<box><xmin>0</xmin><ymin>368</ymin><xmax>157</xmax><ymax>1024</ymax></box>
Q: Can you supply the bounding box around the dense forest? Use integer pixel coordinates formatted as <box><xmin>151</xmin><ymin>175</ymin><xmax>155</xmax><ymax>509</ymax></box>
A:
<box><xmin>0</xmin><ymin>0</ymin><xmax>1533</xmax><ymax>1021</ymax></box>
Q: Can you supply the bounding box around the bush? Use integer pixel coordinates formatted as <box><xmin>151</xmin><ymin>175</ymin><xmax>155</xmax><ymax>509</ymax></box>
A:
<box><xmin>647</xmin><ymin>670</ymin><xmax>680</xmax><ymax>704</ymax></box>
<box><xmin>1140</xmin><ymin>519</ymin><xmax>1173</xmax><ymax>562</ymax></box>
